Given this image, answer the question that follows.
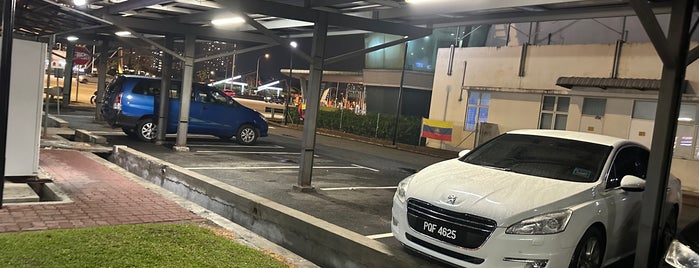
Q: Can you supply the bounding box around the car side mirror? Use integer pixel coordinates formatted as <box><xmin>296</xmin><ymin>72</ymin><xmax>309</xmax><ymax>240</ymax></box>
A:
<box><xmin>458</xmin><ymin>150</ymin><xmax>471</xmax><ymax>158</ymax></box>
<box><xmin>620</xmin><ymin>175</ymin><xmax>645</xmax><ymax>192</ymax></box>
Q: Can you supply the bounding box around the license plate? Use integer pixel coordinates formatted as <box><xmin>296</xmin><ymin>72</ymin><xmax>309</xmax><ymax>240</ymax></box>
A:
<box><xmin>410</xmin><ymin>216</ymin><xmax>459</xmax><ymax>242</ymax></box>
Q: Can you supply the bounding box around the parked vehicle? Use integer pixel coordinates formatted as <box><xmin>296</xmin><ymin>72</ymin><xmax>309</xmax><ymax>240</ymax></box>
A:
<box><xmin>266</xmin><ymin>95</ymin><xmax>285</xmax><ymax>104</ymax></box>
<box><xmin>392</xmin><ymin>129</ymin><xmax>682</xmax><ymax>268</ymax></box>
<box><xmin>90</xmin><ymin>90</ymin><xmax>97</xmax><ymax>104</ymax></box>
<box><xmin>101</xmin><ymin>75</ymin><xmax>268</xmax><ymax>144</ymax></box>
<box><xmin>665</xmin><ymin>219</ymin><xmax>699</xmax><ymax>267</ymax></box>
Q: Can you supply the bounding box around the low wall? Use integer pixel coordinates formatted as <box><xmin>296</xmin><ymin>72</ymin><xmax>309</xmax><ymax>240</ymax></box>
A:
<box><xmin>111</xmin><ymin>145</ymin><xmax>430</xmax><ymax>268</ymax></box>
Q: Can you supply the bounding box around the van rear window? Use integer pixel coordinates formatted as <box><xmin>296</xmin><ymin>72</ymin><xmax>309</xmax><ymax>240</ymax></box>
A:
<box><xmin>132</xmin><ymin>80</ymin><xmax>161</xmax><ymax>96</ymax></box>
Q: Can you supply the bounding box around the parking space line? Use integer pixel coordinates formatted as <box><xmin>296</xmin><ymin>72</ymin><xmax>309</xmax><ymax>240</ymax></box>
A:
<box><xmin>186</xmin><ymin>165</ymin><xmax>379</xmax><ymax>171</ymax></box>
<box><xmin>188</xmin><ymin>144</ymin><xmax>284</xmax><ymax>149</ymax></box>
<box><xmin>195</xmin><ymin>151</ymin><xmax>302</xmax><ymax>155</ymax></box>
<box><xmin>91</xmin><ymin>131</ymin><xmax>127</xmax><ymax>135</ymax></box>
<box><xmin>320</xmin><ymin>186</ymin><xmax>397</xmax><ymax>191</ymax></box>
<box><xmin>55</xmin><ymin>115</ymin><xmax>93</xmax><ymax>118</ymax></box>
<box><xmin>351</xmin><ymin>164</ymin><xmax>379</xmax><ymax>172</ymax></box>
<box><xmin>366</xmin><ymin>233</ymin><xmax>394</xmax><ymax>239</ymax></box>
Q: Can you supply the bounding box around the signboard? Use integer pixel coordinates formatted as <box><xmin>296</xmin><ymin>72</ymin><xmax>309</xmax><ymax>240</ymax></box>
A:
<box><xmin>74</xmin><ymin>46</ymin><xmax>90</xmax><ymax>65</ymax></box>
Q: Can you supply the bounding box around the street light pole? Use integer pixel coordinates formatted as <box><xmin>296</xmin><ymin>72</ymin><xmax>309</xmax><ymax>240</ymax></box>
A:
<box><xmin>255</xmin><ymin>53</ymin><xmax>269</xmax><ymax>93</ymax></box>
<box><xmin>284</xmin><ymin>41</ymin><xmax>297</xmax><ymax>125</ymax></box>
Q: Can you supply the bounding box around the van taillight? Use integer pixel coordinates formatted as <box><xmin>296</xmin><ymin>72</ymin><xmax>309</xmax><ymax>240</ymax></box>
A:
<box><xmin>113</xmin><ymin>93</ymin><xmax>122</xmax><ymax>110</ymax></box>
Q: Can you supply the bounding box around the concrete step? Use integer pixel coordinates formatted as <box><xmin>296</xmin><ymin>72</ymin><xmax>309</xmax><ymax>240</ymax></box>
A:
<box><xmin>2</xmin><ymin>182</ymin><xmax>40</xmax><ymax>203</ymax></box>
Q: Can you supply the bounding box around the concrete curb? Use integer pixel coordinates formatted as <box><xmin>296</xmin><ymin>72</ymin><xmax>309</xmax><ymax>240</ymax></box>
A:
<box><xmin>46</xmin><ymin>114</ymin><xmax>69</xmax><ymax>128</ymax></box>
<box><xmin>111</xmin><ymin>145</ymin><xmax>433</xmax><ymax>268</ymax></box>
<box><xmin>683</xmin><ymin>190</ymin><xmax>699</xmax><ymax>207</ymax></box>
<box><xmin>82</xmin><ymin>152</ymin><xmax>320</xmax><ymax>268</ymax></box>
<box><xmin>74</xmin><ymin>129</ymin><xmax>107</xmax><ymax>144</ymax></box>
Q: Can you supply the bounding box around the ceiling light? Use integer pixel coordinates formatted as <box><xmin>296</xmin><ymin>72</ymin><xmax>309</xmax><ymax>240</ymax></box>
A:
<box><xmin>290</xmin><ymin>41</ymin><xmax>298</xmax><ymax>48</ymax></box>
<box><xmin>73</xmin><ymin>0</ymin><xmax>87</xmax><ymax>6</ymax></box>
<box><xmin>66</xmin><ymin>36</ymin><xmax>79</xmax><ymax>42</ymax></box>
<box><xmin>211</xmin><ymin>17</ymin><xmax>245</xmax><ymax>26</ymax></box>
<box><xmin>115</xmin><ymin>31</ymin><xmax>131</xmax><ymax>37</ymax></box>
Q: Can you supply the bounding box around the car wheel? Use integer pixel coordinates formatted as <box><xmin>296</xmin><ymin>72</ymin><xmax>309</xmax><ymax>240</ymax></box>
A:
<box><xmin>570</xmin><ymin>227</ymin><xmax>605</xmax><ymax>268</ymax></box>
<box><xmin>236</xmin><ymin>125</ymin><xmax>258</xmax><ymax>145</ymax></box>
<box><xmin>135</xmin><ymin>119</ymin><xmax>157</xmax><ymax>142</ymax></box>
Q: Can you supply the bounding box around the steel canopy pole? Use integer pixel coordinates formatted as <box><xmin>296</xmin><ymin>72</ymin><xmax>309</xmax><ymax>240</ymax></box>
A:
<box><xmin>156</xmin><ymin>36</ymin><xmax>173</xmax><ymax>145</ymax></box>
<box><xmin>391</xmin><ymin>41</ymin><xmax>408</xmax><ymax>145</ymax></box>
<box><xmin>633</xmin><ymin>0</ymin><xmax>694</xmax><ymax>267</ymax></box>
<box><xmin>174</xmin><ymin>34</ymin><xmax>195</xmax><ymax>152</ymax></box>
<box><xmin>295</xmin><ymin>13</ymin><xmax>328</xmax><ymax>192</ymax></box>
<box><xmin>0</xmin><ymin>0</ymin><xmax>17</xmax><ymax>208</ymax></box>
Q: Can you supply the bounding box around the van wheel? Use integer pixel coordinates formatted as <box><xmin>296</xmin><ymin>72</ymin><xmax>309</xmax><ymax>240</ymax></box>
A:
<box><xmin>136</xmin><ymin>119</ymin><xmax>157</xmax><ymax>142</ymax></box>
<box><xmin>236</xmin><ymin>125</ymin><xmax>258</xmax><ymax>145</ymax></box>
<box><xmin>569</xmin><ymin>227</ymin><xmax>605</xmax><ymax>268</ymax></box>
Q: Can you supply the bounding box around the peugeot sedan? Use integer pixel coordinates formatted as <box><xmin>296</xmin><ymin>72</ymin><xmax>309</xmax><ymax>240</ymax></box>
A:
<box><xmin>392</xmin><ymin>129</ymin><xmax>682</xmax><ymax>268</ymax></box>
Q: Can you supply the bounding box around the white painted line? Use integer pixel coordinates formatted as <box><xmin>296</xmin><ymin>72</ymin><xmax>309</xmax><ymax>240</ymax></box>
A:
<box><xmin>351</xmin><ymin>164</ymin><xmax>379</xmax><ymax>172</ymax></box>
<box><xmin>320</xmin><ymin>186</ymin><xmax>397</xmax><ymax>191</ymax></box>
<box><xmin>188</xmin><ymin>144</ymin><xmax>284</xmax><ymax>149</ymax></box>
<box><xmin>55</xmin><ymin>114</ymin><xmax>93</xmax><ymax>118</ymax></box>
<box><xmin>91</xmin><ymin>131</ymin><xmax>127</xmax><ymax>135</ymax></box>
<box><xmin>366</xmin><ymin>233</ymin><xmax>394</xmax><ymax>240</ymax></box>
<box><xmin>195</xmin><ymin>151</ymin><xmax>301</xmax><ymax>155</ymax></box>
<box><xmin>186</xmin><ymin>165</ymin><xmax>376</xmax><ymax>171</ymax></box>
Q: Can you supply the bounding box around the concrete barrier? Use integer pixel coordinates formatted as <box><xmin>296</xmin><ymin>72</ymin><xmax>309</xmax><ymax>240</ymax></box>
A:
<box><xmin>111</xmin><ymin>145</ymin><xmax>431</xmax><ymax>268</ymax></box>
<box><xmin>45</xmin><ymin>114</ymin><xmax>69</xmax><ymax>128</ymax></box>
<box><xmin>74</xmin><ymin>129</ymin><xmax>107</xmax><ymax>144</ymax></box>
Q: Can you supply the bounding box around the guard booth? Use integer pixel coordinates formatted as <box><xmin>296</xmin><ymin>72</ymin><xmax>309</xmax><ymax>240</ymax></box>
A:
<box><xmin>4</xmin><ymin>39</ymin><xmax>45</xmax><ymax>177</ymax></box>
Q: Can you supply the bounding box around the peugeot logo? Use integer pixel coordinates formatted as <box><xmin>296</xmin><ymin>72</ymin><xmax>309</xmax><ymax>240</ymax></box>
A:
<box><xmin>446</xmin><ymin>194</ymin><xmax>457</xmax><ymax>205</ymax></box>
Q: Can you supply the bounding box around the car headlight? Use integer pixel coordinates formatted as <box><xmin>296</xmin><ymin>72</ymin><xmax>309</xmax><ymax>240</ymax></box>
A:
<box><xmin>665</xmin><ymin>239</ymin><xmax>699</xmax><ymax>267</ymax></box>
<box><xmin>396</xmin><ymin>175</ymin><xmax>414</xmax><ymax>204</ymax></box>
<box><xmin>506</xmin><ymin>210</ymin><xmax>572</xmax><ymax>235</ymax></box>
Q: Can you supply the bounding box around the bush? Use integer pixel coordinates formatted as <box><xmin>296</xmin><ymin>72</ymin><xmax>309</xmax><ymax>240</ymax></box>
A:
<box><xmin>288</xmin><ymin>106</ymin><xmax>422</xmax><ymax>145</ymax></box>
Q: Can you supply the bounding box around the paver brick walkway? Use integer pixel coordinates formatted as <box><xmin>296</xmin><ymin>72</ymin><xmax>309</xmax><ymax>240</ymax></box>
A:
<box><xmin>0</xmin><ymin>149</ymin><xmax>205</xmax><ymax>233</ymax></box>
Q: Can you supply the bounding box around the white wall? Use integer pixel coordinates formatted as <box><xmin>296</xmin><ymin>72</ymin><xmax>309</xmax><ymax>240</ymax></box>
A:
<box><xmin>428</xmin><ymin>42</ymin><xmax>699</xmax><ymax>190</ymax></box>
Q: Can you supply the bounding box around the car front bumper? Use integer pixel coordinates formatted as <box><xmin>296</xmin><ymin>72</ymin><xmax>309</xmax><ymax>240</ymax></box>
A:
<box><xmin>391</xmin><ymin>196</ymin><xmax>578</xmax><ymax>268</ymax></box>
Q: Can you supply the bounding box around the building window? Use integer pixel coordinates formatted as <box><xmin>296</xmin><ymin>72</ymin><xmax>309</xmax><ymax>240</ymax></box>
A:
<box><xmin>582</xmin><ymin>98</ymin><xmax>606</xmax><ymax>117</ymax></box>
<box><xmin>632</xmin><ymin>100</ymin><xmax>657</xmax><ymax>120</ymax></box>
<box><xmin>464</xmin><ymin>91</ymin><xmax>490</xmax><ymax>131</ymax></box>
<box><xmin>540</xmin><ymin>96</ymin><xmax>569</xmax><ymax>130</ymax></box>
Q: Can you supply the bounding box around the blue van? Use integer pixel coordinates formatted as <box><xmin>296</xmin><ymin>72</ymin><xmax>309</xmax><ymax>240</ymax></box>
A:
<box><xmin>101</xmin><ymin>75</ymin><xmax>268</xmax><ymax>145</ymax></box>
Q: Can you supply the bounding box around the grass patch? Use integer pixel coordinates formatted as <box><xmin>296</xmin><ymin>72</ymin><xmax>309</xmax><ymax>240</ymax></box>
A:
<box><xmin>0</xmin><ymin>223</ymin><xmax>291</xmax><ymax>268</ymax></box>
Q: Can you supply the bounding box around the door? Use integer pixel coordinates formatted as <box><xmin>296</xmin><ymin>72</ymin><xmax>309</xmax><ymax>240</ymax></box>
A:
<box><xmin>190</xmin><ymin>85</ymin><xmax>239</xmax><ymax>137</ymax></box>
<box><xmin>601</xmin><ymin>146</ymin><xmax>648</xmax><ymax>258</ymax></box>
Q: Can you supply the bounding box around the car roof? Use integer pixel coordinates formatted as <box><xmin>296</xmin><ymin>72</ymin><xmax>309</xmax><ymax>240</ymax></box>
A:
<box><xmin>121</xmin><ymin>75</ymin><xmax>159</xmax><ymax>80</ymax></box>
<box><xmin>506</xmin><ymin>129</ymin><xmax>635</xmax><ymax>148</ymax></box>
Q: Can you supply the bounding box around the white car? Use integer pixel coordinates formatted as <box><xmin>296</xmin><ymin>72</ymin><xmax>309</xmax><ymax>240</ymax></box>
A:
<box><xmin>392</xmin><ymin>129</ymin><xmax>682</xmax><ymax>268</ymax></box>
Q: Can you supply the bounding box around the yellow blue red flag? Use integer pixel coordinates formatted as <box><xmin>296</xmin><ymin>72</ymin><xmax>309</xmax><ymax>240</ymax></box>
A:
<box><xmin>421</xmin><ymin>118</ymin><xmax>453</xmax><ymax>141</ymax></box>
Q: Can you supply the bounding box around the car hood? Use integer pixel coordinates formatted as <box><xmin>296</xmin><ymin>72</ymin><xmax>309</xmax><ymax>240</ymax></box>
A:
<box><xmin>406</xmin><ymin>159</ymin><xmax>596</xmax><ymax>226</ymax></box>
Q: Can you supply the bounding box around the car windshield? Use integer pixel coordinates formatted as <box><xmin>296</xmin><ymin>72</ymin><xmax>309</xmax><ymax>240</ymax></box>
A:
<box><xmin>461</xmin><ymin>133</ymin><xmax>613</xmax><ymax>183</ymax></box>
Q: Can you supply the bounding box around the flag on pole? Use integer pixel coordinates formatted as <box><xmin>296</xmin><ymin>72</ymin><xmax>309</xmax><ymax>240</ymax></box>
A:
<box><xmin>421</xmin><ymin>118</ymin><xmax>453</xmax><ymax>141</ymax></box>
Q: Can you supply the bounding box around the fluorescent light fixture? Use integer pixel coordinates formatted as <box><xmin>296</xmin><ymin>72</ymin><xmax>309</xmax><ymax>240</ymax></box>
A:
<box><xmin>73</xmin><ymin>0</ymin><xmax>87</xmax><ymax>6</ymax></box>
<box><xmin>211</xmin><ymin>17</ymin><xmax>245</xmax><ymax>26</ymax></box>
<box><xmin>678</xmin><ymin>117</ymin><xmax>694</xmax><ymax>122</ymax></box>
<box><xmin>66</xmin><ymin>36</ymin><xmax>79</xmax><ymax>42</ymax></box>
<box><xmin>115</xmin><ymin>31</ymin><xmax>131</xmax><ymax>37</ymax></box>
<box><xmin>258</xmin><ymin>80</ymin><xmax>280</xmax><ymax>90</ymax></box>
<box><xmin>210</xmin><ymin>75</ymin><xmax>242</xmax><ymax>86</ymax></box>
